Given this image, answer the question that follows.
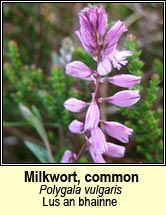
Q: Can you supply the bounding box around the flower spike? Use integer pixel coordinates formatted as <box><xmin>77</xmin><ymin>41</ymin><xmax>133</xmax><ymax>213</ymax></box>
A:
<box><xmin>62</xmin><ymin>5</ymin><xmax>141</xmax><ymax>163</ymax></box>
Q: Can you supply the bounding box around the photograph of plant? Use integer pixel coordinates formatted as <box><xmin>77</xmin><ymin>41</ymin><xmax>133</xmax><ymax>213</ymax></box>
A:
<box><xmin>3</xmin><ymin>3</ymin><xmax>163</xmax><ymax>163</ymax></box>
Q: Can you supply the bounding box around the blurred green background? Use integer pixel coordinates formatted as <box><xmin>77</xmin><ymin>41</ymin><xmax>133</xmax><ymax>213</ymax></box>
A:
<box><xmin>3</xmin><ymin>3</ymin><xmax>164</xmax><ymax>163</ymax></box>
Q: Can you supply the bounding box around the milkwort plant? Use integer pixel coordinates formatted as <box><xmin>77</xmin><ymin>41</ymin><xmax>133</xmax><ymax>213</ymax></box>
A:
<box><xmin>62</xmin><ymin>5</ymin><xmax>141</xmax><ymax>163</ymax></box>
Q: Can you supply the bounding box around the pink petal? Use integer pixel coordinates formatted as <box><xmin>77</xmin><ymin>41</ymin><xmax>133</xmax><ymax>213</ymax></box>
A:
<box><xmin>104</xmin><ymin>21</ymin><xmax>127</xmax><ymax>55</ymax></box>
<box><xmin>113</xmin><ymin>50</ymin><xmax>133</xmax><ymax>70</ymax></box>
<box><xmin>89</xmin><ymin>146</ymin><xmax>106</xmax><ymax>163</ymax></box>
<box><xmin>75</xmin><ymin>28</ymin><xmax>96</xmax><ymax>55</ymax></box>
<box><xmin>84</xmin><ymin>93</ymin><xmax>100</xmax><ymax>130</ymax></box>
<box><xmin>89</xmin><ymin>9</ymin><xmax>98</xmax><ymax>29</ymax></box>
<box><xmin>108</xmin><ymin>74</ymin><xmax>141</xmax><ymax>88</ymax></box>
<box><xmin>115</xmin><ymin>50</ymin><xmax>133</xmax><ymax>60</ymax></box>
<box><xmin>64</xmin><ymin>98</ymin><xmax>88</xmax><ymax>112</ymax></box>
<box><xmin>97</xmin><ymin>6</ymin><xmax>108</xmax><ymax>36</ymax></box>
<box><xmin>61</xmin><ymin>150</ymin><xmax>76</xmax><ymax>163</ymax></box>
<box><xmin>75</xmin><ymin>29</ymin><xmax>91</xmax><ymax>54</ymax></box>
<box><xmin>106</xmin><ymin>21</ymin><xmax>127</xmax><ymax>43</ymax></box>
<box><xmin>79</xmin><ymin>13</ymin><xmax>91</xmax><ymax>32</ymax></box>
<box><xmin>102</xmin><ymin>90</ymin><xmax>140</xmax><ymax>107</ymax></box>
<box><xmin>90</xmin><ymin>127</ymin><xmax>108</xmax><ymax>154</ymax></box>
<box><xmin>104</xmin><ymin>142</ymin><xmax>125</xmax><ymax>158</ymax></box>
<box><xmin>66</xmin><ymin>61</ymin><xmax>94</xmax><ymax>80</ymax></box>
<box><xmin>101</xmin><ymin>120</ymin><xmax>133</xmax><ymax>143</ymax></box>
<box><xmin>97</xmin><ymin>57</ymin><xmax>112</xmax><ymax>75</ymax></box>
<box><xmin>107</xmin><ymin>50</ymin><xmax>133</xmax><ymax>70</ymax></box>
<box><xmin>115</xmin><ymin>50</ymin><xmax>133</xmax><ymax>63</ymax></box>
<box><xmin>68</xmin><ymin>120</ymin><xmax>84</xmax><ymax>134</ymax></box>
<box><xmin>85</xmin><ymin>137</ymin><xmax>105</xmax><ymax>163</ymax></box>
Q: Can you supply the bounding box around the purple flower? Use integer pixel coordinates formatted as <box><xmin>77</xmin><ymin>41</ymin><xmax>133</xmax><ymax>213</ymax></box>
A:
<box><xmin>79</xmin><ymin>5</ymin><xmax>108</xmax><ymax>37</ymax></box>
<box><xmin>84</xmin><ymin>93</ymin><xmax>100</xmax><ymax>131</ymax></box>
<box><xmin>97</xmin><ymin>49</ymin><xmax>132</xmax><ymax>76</ymax></box>
<box><xmin>100</xmin><ymin>120</ymin><xmax>133</xmax><ymax>143</ymax></box>
<box><xmin>66</xmin><ymin>61</ymin><xmax>94</xmax><ymax>80</ymax></box>
<box><xmin>99</xmin><ymin>90</ymin><xmax>140</xmax><ymax>107</ymax></box>
<box><xmin>68</xmin><ymin>120</ymin><xmax>84</xmax><ymax>134</ymax></box>
<box><xmin>104</xmin><ymin>142</ymin><xmax>125</xmax><ymax>158</ymax></box>
<box><xmin>76</xmin><ymin>6</ymin><xmax>131</xmax><ymax>72</ymax></box>
<box><xmin>64</xmin><ymin>98</ymin><xmax>88</xmax><ymax>112</ymax></box>
<box><xmin>61</xmin><ymin>150</ymin><xmax>76</xmax><ymax>163</ymax></box>
<box><xmin>97</xmin><ymin>50</ymin><xmax>132</xmax><ymax>75</ymax></box>
<box><xmin>101</xmin><ymin>74</ymin><xmax>141</xmax><ymax>88</ymax></box>
<box><xmin>75</xmin><ymin>6</ymin><xmax>108</xmax><ymax>57</ymax></box>
<box><xmin>90</xmin><ymin>127</ymin><xmax>108</xmax><ymax>154</ymax></box>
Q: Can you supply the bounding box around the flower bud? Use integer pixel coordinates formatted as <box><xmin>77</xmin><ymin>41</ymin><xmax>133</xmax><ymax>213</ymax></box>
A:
<box><xmin>64</xmin><ymin>98</ymin><xmax>87</xmax><ymax>112</ymax></box>
<box><xmin>61</xmin><ymin>150</ymin><xmax>76</xmax><ymax>163</ymax></box>
<box><xmin>68</xmin><ymin>120</ymin><xmax>84</xmax><ymax>134</ymax></box>
<box><xmin>79</xmin><ymin>5</ymin><xmax>108</xmax><ymax>37</ymax></box>
<box><xmin>99</xmin><ymin>90</ymin><xmax>140</xmax><ymax>107</ymax></box>
<box><xmin>66</xmin><ymin>61</ymin><xmax>94</xmax><ymax>80</ymax></box>
<box><xmin>108</xmin><ymin>74</ymin><xmax>141</xmax><ymax>88</ymax></box>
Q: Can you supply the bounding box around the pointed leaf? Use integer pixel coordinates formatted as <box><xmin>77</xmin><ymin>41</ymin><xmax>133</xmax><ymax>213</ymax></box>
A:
<box><xmin>24</xmin><ymin>140</ymin><xmax>48</xmax><ymax>163</ymax></box>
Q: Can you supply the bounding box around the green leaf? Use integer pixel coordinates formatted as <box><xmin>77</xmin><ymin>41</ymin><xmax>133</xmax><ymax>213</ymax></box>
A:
<box><xmin>19</xmin><ymin>103</ymin><xmax>35</xmax><ymax>124</ymax></box>
<box><xmin>25</xmin><ymin>140</ymin><xmax>48</xmax><ymax>163</ymax></box>
<box><xmin>19</xmin><ymin>103</ymin><xmax>48</xmax><ymax>143</ymax></box>
<box><xmin>31</xmin><ymin>105</ymin><xmax>42</xmax><ymax>121</ymax></box>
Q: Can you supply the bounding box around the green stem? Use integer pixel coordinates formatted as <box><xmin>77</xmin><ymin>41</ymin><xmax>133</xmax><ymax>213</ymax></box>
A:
<box><xmin>75</xmin><ymin>60</ymin><xmax>101</xmax><ymax>162</ymax></box>
<box><xmin>94</xmin><ymin>75</ymin><xmax>101</xmax><ymax>100</ymax></box>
